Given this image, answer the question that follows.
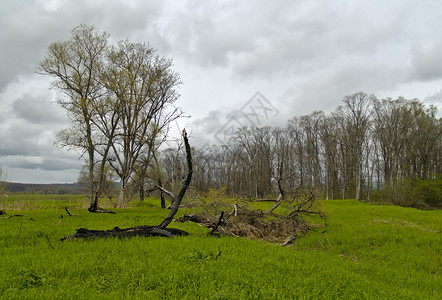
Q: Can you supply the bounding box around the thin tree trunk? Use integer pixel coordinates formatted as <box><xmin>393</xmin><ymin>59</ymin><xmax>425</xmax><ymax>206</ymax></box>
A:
<box><xmin>118</xmin><ymin>178</ymin><xmax>127</xmax><ymax>208</ymax></box>
<box><xmin>87</xmin><ymin>145</ymin><xmax>97</xmax><ymax>212</ymax></box>
<box><xmin>356</xmin><ymin>163</ymin><xmax>361</xmax><ymax>201</ymax></box>
<box><xmin>159</xmin><ymin>178</ymin><xmax>165</xmax><ymax>209</ymax></box>
<box><xmin>139</xmin><ymin>183</ymin><xmax>144</xmax><ymax>202</ymax></box>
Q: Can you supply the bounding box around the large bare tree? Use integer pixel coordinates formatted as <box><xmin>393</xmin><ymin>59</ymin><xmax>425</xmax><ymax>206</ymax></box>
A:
<box><xmin>40</xmin><ymin>25</ymin><xmax>183</xmax><ymax>210</ymax></box>
<box><xmin>39</xmin><ymin>24</ymin><xmax>109</xmax><ymax>211</ymax></box>
<box><xmin>102</xmin><ymin>40</ymin><xmax>182</xmax><ymax>207</ymax></box>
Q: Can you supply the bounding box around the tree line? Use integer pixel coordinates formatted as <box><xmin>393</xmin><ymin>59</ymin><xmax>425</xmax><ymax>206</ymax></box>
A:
<box><xmin>157</xmin><ymin>93</ymin><xmax>441</xmax><ymax>208</ymax></box>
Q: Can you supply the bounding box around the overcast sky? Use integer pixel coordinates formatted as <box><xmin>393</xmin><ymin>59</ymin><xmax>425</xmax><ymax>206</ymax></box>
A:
<box><xmin>0</xmin><ymin>0</ymin><xmax>441</xmax><ymax>184</ymax></box>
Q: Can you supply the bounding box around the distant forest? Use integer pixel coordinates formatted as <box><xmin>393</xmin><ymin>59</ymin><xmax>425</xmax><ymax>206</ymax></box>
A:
<box><xmin>2</xmin><ymin>182</ymin><xmax>83</xmax><ymax>195</ymax></box>
<box><xmin>154</xmin><ymin>93</ymin><xmax>441</xmax><ymax>209</ymax></box>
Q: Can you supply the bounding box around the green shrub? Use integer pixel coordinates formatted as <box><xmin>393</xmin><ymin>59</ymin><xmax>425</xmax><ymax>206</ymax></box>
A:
<box><xmin>416</xmin><ymin>176</ymin><xmax>442</xmax><ymax>208</ymax></box>
<box><xmin>374</xmin><ymin>176</ymin><xmax>441</xmax><ymax>209</ymax></box>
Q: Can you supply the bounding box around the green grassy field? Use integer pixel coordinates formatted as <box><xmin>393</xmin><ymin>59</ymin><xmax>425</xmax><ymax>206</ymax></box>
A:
<box><xmin>0</xmin><ymin>196</ymin><xmax>440</xmax><ymax>299</ymax></box>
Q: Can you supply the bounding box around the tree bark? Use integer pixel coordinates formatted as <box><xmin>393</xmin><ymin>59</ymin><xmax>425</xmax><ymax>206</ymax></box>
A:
<box><xmin>139</xmin><ymin>183</ymin><xmax>145</xmax><ymax>202</ymax></box>
<box><xmin>62</xmin><ymin>225</ymin><xmax>188</xmax><ymax>240</ymax></box>
<box><xmin>159</xmin><ymin>178</ymin><xmax>166</xmax><ymax>209</ymax></box>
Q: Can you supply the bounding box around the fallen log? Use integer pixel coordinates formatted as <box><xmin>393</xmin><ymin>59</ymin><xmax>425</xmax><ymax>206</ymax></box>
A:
<box><xmin>247</xmin><ymin>199</ymin><xmax>277</xmax><ymax>202</ymax></box>
<box><xmin>176</xmin><ymin>214</ymin><xmax>212</xmax><ymax>225</ymax></box>
<box><xmin>2</xmin><ymin>214</ymin><xmax>24</xmax><ymax>219</ymax></box>
<box><xmin>90</xmin><ymin>207</ymin><xmax>117</xmax><ymax>214</ymax></box>
<box><xmin>61</xmin><ymin>225</ymin><xmax>189</xmax><ymax>241</ymax></box>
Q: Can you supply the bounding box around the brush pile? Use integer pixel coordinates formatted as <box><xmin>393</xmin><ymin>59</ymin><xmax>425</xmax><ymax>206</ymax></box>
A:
<box><xmin>176</xmin><ymin>188</ymin><xmax>326</xmax><ymax>245</ymax></box>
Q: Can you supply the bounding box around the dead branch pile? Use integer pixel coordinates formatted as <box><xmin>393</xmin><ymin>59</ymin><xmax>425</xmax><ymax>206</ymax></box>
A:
<box><xmin>176</xmin><ymin>188</ymin><xmax>326</xmax><ymax>245</ymax></box>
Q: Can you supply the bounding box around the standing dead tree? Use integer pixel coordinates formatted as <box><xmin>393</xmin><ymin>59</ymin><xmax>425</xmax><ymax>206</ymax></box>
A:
<box><xmin>62</xmin><ymin>130</ymin><xmax>192</xmax><ymax>240</ymax></box>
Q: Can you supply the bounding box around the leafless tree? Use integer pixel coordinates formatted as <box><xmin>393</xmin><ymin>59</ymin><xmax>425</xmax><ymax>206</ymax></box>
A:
<box><xmin>41</xmin><ymin>25</ymin><xmax>183</xmax><ymax>210</ymax></box>
<box><xmin>333</xmin><ymin>92</ymin><xmax>374</xmax><ymax>200</ymax></box>
<box><xmin>39</xmin><ymin>24</ymin><xmax>109</xmax><ymax>211</ymax></box>
<box><xmin>102</xmin><ymin>40</ymin><xmax>182</xmax><ymax>208</ymax></box>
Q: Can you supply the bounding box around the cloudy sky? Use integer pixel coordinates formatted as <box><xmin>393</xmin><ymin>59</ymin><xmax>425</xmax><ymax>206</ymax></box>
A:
<box><xmin>1</xmin><ymin>0</ymin><xmax>441</xmax><ymax>183</ymax></box>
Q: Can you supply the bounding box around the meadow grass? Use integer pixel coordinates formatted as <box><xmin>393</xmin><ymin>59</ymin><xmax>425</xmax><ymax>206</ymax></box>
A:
<box><xmin>0</xmin><ymin>196</ymin><xmax>440</xmax><ymax>299</ymax></box>
<box><xmin>0</xmin><ymin>194</ymin><xmax>90</xmax><ymax>210</ymax></box>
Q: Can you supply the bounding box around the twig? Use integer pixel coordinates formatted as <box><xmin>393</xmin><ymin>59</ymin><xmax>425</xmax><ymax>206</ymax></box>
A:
<box><xmin>366</xmin><ymin>252</ymin><xmax>393</xmax><ymax>270</ymax></box>
<box><xmin>265</xmin><ymin>193</ymin><xmax>283</xmax><ymax>214</ymax></box>
<box><xmin>46</xmin><ymin>235</ymin><xmax>55</xmax><ymax>250</ymax></box>
<box><xmin>64</xmin><ymin>207</ymin><xmax>72</xmax><ymax>217</ymax></box>
<box><xmin>281</xmin><ymin>234</ymin><xmax>297</xmax><ymax>246</ymax></box>
<box><xmin>5</xmin><ymin>214</ymin><xmax>24</xmax><ymax>219</ymax></box>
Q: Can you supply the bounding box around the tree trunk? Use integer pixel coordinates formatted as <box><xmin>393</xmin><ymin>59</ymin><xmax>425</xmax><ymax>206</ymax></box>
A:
<box><xmin>356</xmin><ymin>163</ymin><xmax>362</xmax><ymax>201</ymax></box>
<box><xmin>139</xmin><ymin>183</ymin><xmax>145</xmax><ymax>202</ymax></box>
<box><xmin>87</xmin><ymin>146</ymin><xmax>97</xmax><ymax>212</ymax></box>
<box><xmin>118</xmin><ymin>177</ymin><xmax>129</xmax><ymax>208</ymax></box>
<box><xmin>159</xmin><ymin>178</ymin><xmax>166</xmax><ymax>209</ymax></box>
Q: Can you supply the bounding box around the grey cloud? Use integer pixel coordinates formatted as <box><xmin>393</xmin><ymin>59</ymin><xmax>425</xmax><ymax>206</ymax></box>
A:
<box><xmin>0</xmin><ymin>116</ymin><xmax>65</xmax><ymax>157</ymax></box>
<box><xmin>6</xmin><ymin>167</ymin><xmax>81</xmax><ymax>184</ymax></box>
<box><xmin>12</xmin><ymin>90</ymin><xmax>65</xmax><ymax>124</ymax></box>
<box><xmin>0</xmin><ymin>0</ymin><xmax>167</xmax><ymax>92</ymax></box>
<box><xmin>280</xmin><ymin>58</ymin><xmax>407</xmax><ymax>116</ymax></box>
<box><xmin>167</xmin><ymin>0</ymin><xmax>410</xmax><ymax>81</ymax></box>
<box><xmin>424</xmin><ymin>90</ymin><xmax>442</xmax><ymax>111</ymax></box>
<box><xmin>187</xmin><ymin>110</ymin><xmax>225</xmax><ymax>146</ymax></box>
<box><xmin>187</xmin><ymin>101</ymin><xmax>282</xmax><ymax>147</ymax></box>
<box><xmin>409</xmin><ymin>41</ymin><xmax>442</xmax><ymax>81</ymax></box>
<box><xmin>0</xmin><ymin>1</ymin><xmax>69</xmax><ymax>91</ymax></box>
<box><xmin>2</xmin><ymin>147</ymin><xmax>80</xmax><ymax>172</ymax></box>
<box><xmin>1</xmin><ymin>148</ymin><xmax>81</xmax><ymax>184</ymax></box>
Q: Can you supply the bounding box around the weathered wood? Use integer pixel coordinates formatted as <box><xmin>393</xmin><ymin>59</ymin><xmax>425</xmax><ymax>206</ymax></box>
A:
<box><xmin>281</xmin><ymin>234</ymin><xmax>297</xmax><ymax>246</ymax></box>
<box><xmin>265</xmin><ymin>193</ymin><xmax>283</xmax><ymax>214</ymax></box>
<box><xmin>3</xmin><ymin>214</ymin><xmax>24</xmax><ymax>219</ymax></box>
<box><xmin>247</xmin><ymin>199</ymin><xmax>278</xmax><ymax>202</ymax></box>
<box><xmin>176</xmin><ymin>214</ymin><xmax>209</xmax><ymax>224</ymax></box>
<box><xmin>157</xmin><ymin>129</ymin><xmax>193</xmax><ymax>228</ymax></box>
<box><xmin>89</xmin><ymin>208</ymin><xmax>117</xmax><ymax>214</ymax></box>
<box><xmin>208</xmin><ymin>211</ymin><xmax>224</xmax><ymax>236</ymax></box>
<box><xmin>62</xmin><ymin>225</ymin><xmax>189</xmax><ymax>240</ymax></box>
<box><xmin>64</xmin><ymin>207</ymin><xmax>72</xmax><ymax>217</ymax></box>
